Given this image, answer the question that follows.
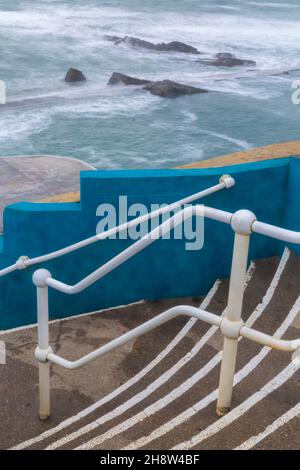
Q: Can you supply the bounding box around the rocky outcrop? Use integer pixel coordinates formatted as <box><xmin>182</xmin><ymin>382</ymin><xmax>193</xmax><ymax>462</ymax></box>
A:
<box><xmin>159</xmin><ymin>41</ymin><xmax>200</xmax><ymax>54</ymax></box>
<box><xmin>107</xmin><ymin>36</ymin><xmax>200</xmax><ymax>54</ymax></box>
<box><xmin>64</xmin><ymin>68</ymin><xmax>87</xmax><ymax>82</ymax></box>
<box><xmin>143</xmin><ymin>80</ymin><xmax>207</xmax><ymax>98</ymax></box>
<box><xmin>103</xmin><ymin>35</ymin><xmax>123</xmax><ymax>43</ymax></box>
<box><xmin>107</xmin><ymin>73</ymin><xmax>208</xmax><ymax>98</ymax></box>
<box><xmin>108</xmin><ymin>72</ymin><xmax>151</xmax><ymax>86</ymax></box>
<box><xmin>199</xmin><ymin>53</ymin><xmax>256</xmax><ymax>67</ymax></box>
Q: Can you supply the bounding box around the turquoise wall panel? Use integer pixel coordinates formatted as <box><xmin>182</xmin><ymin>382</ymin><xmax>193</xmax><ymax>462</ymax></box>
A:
<box><xmin>0</xmin><ymin>157</ymin><xmax>294</xmax><ymax>329</ymax></box>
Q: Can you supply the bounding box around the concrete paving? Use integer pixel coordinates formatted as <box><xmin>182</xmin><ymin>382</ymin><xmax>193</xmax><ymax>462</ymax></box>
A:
<box><xmin>0</xmin><ymin>296</ymin><xmax>203</xmax><ymax>449</ymax></box>
<box><xmin>0</xmin><ymin>253</ymin><xmax>298</xmax><ymax>450</ymax></box>
<box><xmin>0</xmin><ymin>155</ymin><xmax>95</xmax><ymax>232</ymax></box>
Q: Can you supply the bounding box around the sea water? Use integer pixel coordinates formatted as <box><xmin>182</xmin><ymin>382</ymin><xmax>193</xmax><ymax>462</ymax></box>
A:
<box><xmin>0</xmin><ymin>0</ymin><xmax>300</xmax><ymax>168</ymax></box>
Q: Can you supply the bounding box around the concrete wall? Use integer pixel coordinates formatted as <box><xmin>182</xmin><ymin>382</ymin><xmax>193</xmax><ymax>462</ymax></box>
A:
<box><xmin>0</xmin><ymin>157</ymin><xmax>295</xmax><ymax>329</ymax></box>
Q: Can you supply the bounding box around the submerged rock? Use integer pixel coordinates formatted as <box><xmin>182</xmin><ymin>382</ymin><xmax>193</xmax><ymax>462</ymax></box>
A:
<box><xmin>158</xmin><ymin>41</ymin><xmax>200</xmax><ymax>54</ymax></box>
<box><xmin>64</xmin><ymin>68</ymin><xmax>87</xmax><ymax>82</ymax></box>
<box><xmin>200</xmin><ymin>53</ymin><xmax>256</xmax><ymax>67</ymax></box>
<box><xmin>108</xmin><ymin>73</ymin><xmax>208</xmax><ymax>98</ymax></box>
<box><xmin>143</xmin><ymin>80</ymin><xmax>208</xmax><ymax>98</ymax></box>
<box><xmin>108</xmin><ymin>72</ymin><xmax>151</xmax><ymax>86</ymax></box>
<box><xmin>111</xmin><ymin>36</ymin><xmax>200</xmax><ymax>54</ymax></box>
<box><xmin>103</xmin><ymin>34</ymin><xmax>123</xmax><ymax>42</ymax></box>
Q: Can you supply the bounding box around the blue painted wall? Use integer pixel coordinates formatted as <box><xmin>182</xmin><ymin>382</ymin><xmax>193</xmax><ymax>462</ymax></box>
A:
<box><xmin>0</xmin><ymin>157</ymin><xmax>296</xmax><ymax>330</ymax></box>
<box><xmin>283</xmin><ymin>157</ymin><xmax>300</xmax><ymax>255</ymax></box>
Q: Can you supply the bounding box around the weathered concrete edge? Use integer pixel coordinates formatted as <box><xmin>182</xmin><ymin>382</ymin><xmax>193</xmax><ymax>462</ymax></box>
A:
<box><xmin>37</xmin><ymin>141</ymin><xmax>300</xmax><ymax>203</ymax></box>
<box><xmin>1</xmin><ymin>154</ymin><xmax>95</xmax><ymax>169</ymax></box>
<box><xmin>178</xmin><ymin>140</ymin><xmax>300</xmax><ymax>169</ymax></box>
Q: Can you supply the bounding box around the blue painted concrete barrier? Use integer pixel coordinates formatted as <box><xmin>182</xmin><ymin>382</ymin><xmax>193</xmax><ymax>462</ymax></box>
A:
<box><xmin>0</xmin><ymin>156</ymin><xmax>298</xmax><ymax>329</ymax></box>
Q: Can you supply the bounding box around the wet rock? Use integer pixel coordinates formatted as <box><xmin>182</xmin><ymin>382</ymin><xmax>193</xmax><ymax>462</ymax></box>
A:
<box><xmin>108</xmin><ymin>72</ymin><xmax>151</xmax><ymax>86</ymax></box>
<box><xmin>158</xmin><ymin>41</ymin><xmax>200</xmax><ymax>54</ymax></box>
<box><xmin>64</xmin><ymin>68</ymin><xmax>87</xmax><ymax>82</ymax></box>
<box><xmin>200</xmin><ymin>53</ymin><xmax>256</xmax><ymax>67</ymax></box>
<box><xmin>143</xmin><ymin>80</ymin><xmax>208</xmax><ymax>98</ymax></box>
<box><xmin>215</xmin><ymin>53</ymin><xmax>256</xmax><ymax>66</ymax></box>
<box><xmin>111</xmin><ymin>36</ymin><xmax>200</xmax><ymax>54</ymax></box>
<box><xmin>103</xmin><ymin>34</ymin><xmax>123</xmax><ymax>42</ymax></box>
<box><xmin>107</xmin><ymin>73</ymin><xmax>208</xmax><ymax>98</ymax></box>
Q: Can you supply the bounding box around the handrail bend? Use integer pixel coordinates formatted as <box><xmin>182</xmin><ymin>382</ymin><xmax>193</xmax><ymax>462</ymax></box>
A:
<box><xmin>45</xmin><ymin>306</ymin><xmax>222</xmax><ymax>370</ymax></box>
<box><xmin>42</xmin><ymin>205</ymin><xmax>232</xmax><ymax>295</ymax></box>
<box><xmin>38</xmin><ymin>305</ymin><xmax>300</xmax><ymax>371</ymax></box>
<box><xmin>36</xmin><ymin>205</ymin><xmax>300</xmax><ymax>296</ymax></box>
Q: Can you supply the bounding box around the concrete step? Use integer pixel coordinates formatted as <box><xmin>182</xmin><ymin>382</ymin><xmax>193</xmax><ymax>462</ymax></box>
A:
<box><xmin>121</xmin><ymin>251</ymin><xmax>299</xmax><ymax>451</ymax></box>
<box><xmin>0</xmin><ymin>295</ymin><xmax>202</xmax><ymax>449</ymax></box>
<box><xmin>239</xmin><ymin>400</ymin><xmax>300</xmax><ymax>450</ymax></box>
<box><xmin>26</xmin><ymin>281</ymin><xmax>228</xmax><ymax>450</ymax></box>
<box><xmin>193</xmin><ymin>355</ymin><xmax>299</xmax><ymax>450</ymax></box>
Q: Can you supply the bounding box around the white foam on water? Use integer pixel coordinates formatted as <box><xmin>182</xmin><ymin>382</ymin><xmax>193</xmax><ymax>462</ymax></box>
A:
<box><xmin>244</xmin><ymin>1</ymin><xmax>300</xmax><ymax>8</ymax></box>
<box><xmin>0</xmin><ymin>110</ymin><xmax>52</xmax><ymax>143</ymax></box>
<box><xmin>198</xmin><ymin>129</ymin><xmax>252</xmax><ymax>150</ymax></box>
<box><xmin>1</xmin><ymin>0</ymin><xmax>299</xmax><ymax>167</ymax></box>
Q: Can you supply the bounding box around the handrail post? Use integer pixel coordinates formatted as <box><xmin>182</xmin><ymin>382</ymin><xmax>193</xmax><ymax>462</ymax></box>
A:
<box><xmin>33</xmin><ymin>269</ymin><xmax>52</xmax><ymax>420</ymax></box>
<box><xmin>216</xmin><ymin>210</ymin><xmax>256</xmax><ymax>417</ymax></box>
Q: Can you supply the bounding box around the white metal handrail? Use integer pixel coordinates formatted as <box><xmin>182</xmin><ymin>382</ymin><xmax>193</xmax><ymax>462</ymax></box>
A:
<box><xmin>0</xmin><ymin>175</ymin><xmax>234</xmax><ymax>277</ymax></box>
<box><xmin>33</xmin><ymin>205</ymin><xmax>300</xmax><ymax>296</ymax></box>
<box><xmin>45</xmin><ymin>205</ymin><xmax>232</xmax><ymax>295</ymax></box>
<box><xmin>32</xmin><ymin>202</ymin><xmax>300</xmax><ymax>420</ymax></box>
<box><xmin>46</xmin><ymin>306</ymin><xmax>222</xmax><ymax>369</ymax></box>
<box><xmin>45</xmin><ymin>308</ymin><xmax>300</xmax><ymax>371</ymax></box>
<box><xmin>2</xmin><ymin>171</ymin><xmax>299</xmax><ymax>420</ymax></box>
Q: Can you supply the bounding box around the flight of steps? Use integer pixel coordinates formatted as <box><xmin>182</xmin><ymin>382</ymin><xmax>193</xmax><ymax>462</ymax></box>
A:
<box><xmin>11</xmin><ymin>248</ymin><xmax>300</xmax><ymax>450</ymax></box>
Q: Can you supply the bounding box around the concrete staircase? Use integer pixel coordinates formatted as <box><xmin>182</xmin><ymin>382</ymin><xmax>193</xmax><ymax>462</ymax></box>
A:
<box><xmin>4</xmin><ymin>248</ymin><xmax>300</xmax><ymax>450</ymax></box>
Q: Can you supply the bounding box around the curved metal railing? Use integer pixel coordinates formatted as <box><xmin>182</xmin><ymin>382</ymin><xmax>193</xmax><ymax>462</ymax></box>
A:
<box><xmin>1</xmin><ymin>172</ymin><xmax>299</xmax><ymax>420</ymax></box>
<box><xmin>32</xmin><ymin>202</ymin><xmax>300</xmax><ymax>419</ymax></box>
<box><xmin>0</xmin><ymin>175</ymin><xmax>234</xmax><ymax>277</ymax></box>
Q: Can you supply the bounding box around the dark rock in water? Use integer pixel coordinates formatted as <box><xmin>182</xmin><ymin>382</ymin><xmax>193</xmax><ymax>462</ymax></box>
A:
<box><xmin>64</xmin><ymin>68</ymin><xmax>87</xmax><ymax>82</ymax></box>
<box><xmin>115</xmin><ymin>36</ymin><xmax>157</xmax><ymax>50</ymax></box>
<box><xmin>216</xmin><ymin>53</ymin><xmax>235</xmax><ymax>59</ymax></box>
<box><xmin>112</xmin><ymin>36</ymin><xmax>200</xmax><ymax>54</ymax></box>
<box><xmin>108</xmin><ymin>72</ymin><xmax>151</xmax><ymax>86</ymax></box>
<box><xmin>143</xmin><ymin>80</ymin><xmax>208</xmax><ymax>98</ymax></box>
<box><xmin>199</xmin><ymin>53</ymin><xmax>256</xmax><ymax>67</ymax></box>
<box><xmin>156</xmin><ymin>41</ymin><xmax>199</xmax><ymax>54</ymax></box>
<box><xmin>107</xmin><ymin>73</ymin><xmax>208</xmax><ymax>98</ymax></box>
<box><xmin>103</xmin><ymin>34</ymin><xmax>123</xmax><ymax>43</ymax></box>
<box><xmin>215</xmin><ymin>53</ymin><xmax>256</xmax><ymax>66</ymax></box>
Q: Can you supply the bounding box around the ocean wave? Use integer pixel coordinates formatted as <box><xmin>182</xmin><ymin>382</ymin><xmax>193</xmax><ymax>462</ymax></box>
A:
<box><xmin>1</xmin><ymin>0</ymin><xmax>299</xmax><ymax>168</ymax></box>
<box><xmin>243</xmin><ymin>1</ymin><xmax>300</xmax><ymax>8</ymax></box>
<box><xmin>0</xmin><ymin>110</ymin><xmax>52</xmax><ymax>143</ymax></box>
<box><xmin>198</xmin><ymin>128</ymin><xmax>252</xmax><ymax>150</ymax></box>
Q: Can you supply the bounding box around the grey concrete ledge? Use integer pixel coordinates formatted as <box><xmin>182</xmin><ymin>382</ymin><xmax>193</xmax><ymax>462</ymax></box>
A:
<box><xmin>0</xmin><ymin>155</ymin><xmax>95</xmax><ymax>232</ymax></box>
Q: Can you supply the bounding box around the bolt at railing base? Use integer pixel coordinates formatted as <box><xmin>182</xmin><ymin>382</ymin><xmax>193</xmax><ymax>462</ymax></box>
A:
<box><xmin>39</xmin><ymin>411</ymin><xmax>50</xmax><ymax>421</ymax></box>
<box><xmin>216</xmin><ymin>406</ymin><xmax>231</xmax><ymax>417</ymax></box>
